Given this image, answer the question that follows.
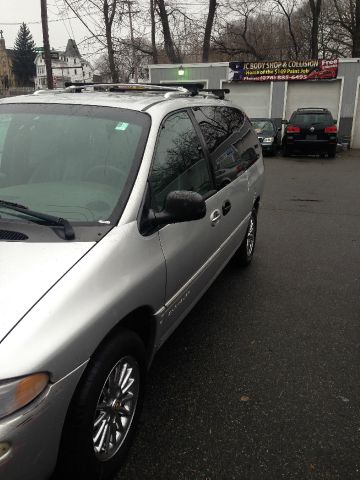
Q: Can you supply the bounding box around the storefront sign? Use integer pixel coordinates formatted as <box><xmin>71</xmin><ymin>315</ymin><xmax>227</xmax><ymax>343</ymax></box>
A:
<box><xmin>229</xmin><ymin>59</ymin><xmax>338</xmax><ymax>82</ymax></box>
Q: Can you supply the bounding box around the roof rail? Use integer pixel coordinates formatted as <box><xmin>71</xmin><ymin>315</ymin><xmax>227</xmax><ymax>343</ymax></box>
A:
<box><xmin>63</xmin><ymin>82</ymin><xmax>230</xmax><ymax>99</ymax></box>
<box><xmin>64</xmin><ymin>82</ymin><xmax>189</xmax><ymax>94</ymax></box>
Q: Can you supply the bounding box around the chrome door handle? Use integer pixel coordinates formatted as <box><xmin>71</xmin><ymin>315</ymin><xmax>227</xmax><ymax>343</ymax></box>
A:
<box><xmin>210</xmin><ymin>209</ymin><xmax>221</xmax><ymax>226</ymax></box>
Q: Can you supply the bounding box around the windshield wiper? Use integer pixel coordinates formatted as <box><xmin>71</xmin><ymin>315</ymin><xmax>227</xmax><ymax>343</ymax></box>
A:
<box><xmin>0</xmin><ymin>199</ymin><xmax>75</xmax><ymax>240</ymax></box>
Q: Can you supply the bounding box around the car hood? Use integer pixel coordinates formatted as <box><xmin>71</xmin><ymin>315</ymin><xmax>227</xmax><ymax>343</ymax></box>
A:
<box><xmin>0</xmin><ymin>241</ymin><xmax>94</xmax><ymax>342</ymax></box>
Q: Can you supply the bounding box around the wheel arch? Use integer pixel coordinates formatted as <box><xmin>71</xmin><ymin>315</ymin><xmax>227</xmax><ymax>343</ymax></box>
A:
<box><xmin>98</xmin><ymin>306</ymin><xmax>158</xmax><ymax>367</ymax></box>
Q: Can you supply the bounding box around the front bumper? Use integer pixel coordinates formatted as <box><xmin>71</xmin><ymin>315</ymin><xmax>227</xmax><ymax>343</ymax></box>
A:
<box><xmin>0</xmin><ymin>361</ymin><xmax>87</xmax><ymax>480</ymax></box>
<box><xmin>261</xmin><ymin>143</ymin><xmax>275</xmax><ymax>152</ymax></box>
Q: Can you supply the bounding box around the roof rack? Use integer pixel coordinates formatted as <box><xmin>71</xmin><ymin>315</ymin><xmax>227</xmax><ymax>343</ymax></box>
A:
<box><xmin>296</xmin><ymin>107</ymin><xmax>329</xmax><ymax>111</ymax></box>
<box><xmin>62</xmin><ymin>82</ymin><xmax>229</xmax><ymax>100</ymax></box>
<box><xmin>152</xmin><ymin>83</ymin><xmax>230</xmax><ymax>99</ymax></box>
<box><xmin>202</xmin><ymin>88</ymin><xmax>230</xmax><ymax>100</ymax></box>
<box><xmin>64</xmin><ymin>82</ymin><xmax>188</xmax><ymax>93</ymax></box>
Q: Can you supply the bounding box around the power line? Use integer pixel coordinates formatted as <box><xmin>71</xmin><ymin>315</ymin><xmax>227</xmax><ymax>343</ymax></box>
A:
<box><xmin>0</xmin><ymin>11</ymin><xmax>97</xmax><ymax>26</ymax></box>
<box><xmin>54</xmin><ymin>0</ymin><xmax>72</xmax><ymax>39</ymax></box>
<box><xmin>61</xmin><ymin>0</ymin><xmax>77</xmax><ymax>40</ymax></box>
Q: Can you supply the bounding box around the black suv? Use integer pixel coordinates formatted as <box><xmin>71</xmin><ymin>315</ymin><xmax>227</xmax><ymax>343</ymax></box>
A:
<box><xmin>282</xmin><ymin>108</ymin><xmax>338</xmax><ymax>157</ymax></box>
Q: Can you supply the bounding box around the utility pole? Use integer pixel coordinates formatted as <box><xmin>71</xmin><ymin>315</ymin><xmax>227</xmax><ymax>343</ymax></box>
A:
<box><xmin>125</xmin><ymin>0</ymin><xmax>138</xmax><ymax>83</ymax></box>
<box><xmin>40</xmin><ymin>0</ymin><xmax>54</xmax><ymax>89</ymax></box>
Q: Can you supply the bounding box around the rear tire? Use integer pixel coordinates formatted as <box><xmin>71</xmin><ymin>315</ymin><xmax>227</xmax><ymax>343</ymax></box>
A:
<box><xmin>54</xmin><ymin>330</ymin><xmax>146</xmax><ymax>480</ymax></box>
<box><xmin>282</xmin><ymin>145</ymin><xmax>290</xmax><ymax>157</ymax></box>
<box><xmin>328</xmin><ymin>147</ymin><xmax>336</xmax><ymax>158</ymax></box>
<box><xmin>235</xmin><ymin>210</ymin><xmax>257</xmax><ymax>267</ymax></box>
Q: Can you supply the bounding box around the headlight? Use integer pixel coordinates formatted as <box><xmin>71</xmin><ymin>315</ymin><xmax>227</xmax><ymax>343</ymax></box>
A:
<box><xmin>262</xmin><ymin>137</ymin><xmax>274</xmax><ymax>144</ymax></box>
<box><xmin>0</xmin><ymin>373</ymin><xmax>49</xmax><ymax>419</ymax></box>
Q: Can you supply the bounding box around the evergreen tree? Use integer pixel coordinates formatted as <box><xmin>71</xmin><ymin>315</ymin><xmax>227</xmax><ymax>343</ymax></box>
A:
<box><xmin>12</xmin><ymin>23</ymin><xmax>36</xmax><ymax>86</ymax></box>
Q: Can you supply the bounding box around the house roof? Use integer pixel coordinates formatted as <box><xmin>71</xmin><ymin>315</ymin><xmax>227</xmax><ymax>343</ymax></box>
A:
<box><xmin>65</xmin><ymin>39</ymin><xmax>81</xmax><ymax>59</ymax></box>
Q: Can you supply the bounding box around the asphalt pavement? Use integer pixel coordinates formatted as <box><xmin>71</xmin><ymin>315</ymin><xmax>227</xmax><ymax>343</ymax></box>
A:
<box><xmin>118</xmin><ymin>150</ymin><xmax>360</xmax><ymax>480</ymax></box>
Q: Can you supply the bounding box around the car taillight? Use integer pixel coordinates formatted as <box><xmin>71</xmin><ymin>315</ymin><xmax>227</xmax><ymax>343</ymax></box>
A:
<box><xmin>287</xmin><ymin>125</ymin><xmax>300</xmax><ymax>133</ymax></box>
<box><xmin>324</xmin><ymin>125</ymin><xmax>337</xmax><ymax>133</ymax></box>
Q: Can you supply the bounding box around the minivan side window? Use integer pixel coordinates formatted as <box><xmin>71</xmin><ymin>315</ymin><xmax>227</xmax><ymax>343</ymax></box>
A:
<box><xmin>194</xmin><ymin>107</ymin><xmax>257</xmax><ymax>189</ymax></box>
<box><xmin>193</xmin><ymin>106</ymin><xmax>245</xmax><ymax>154</ymax></box>
<box><xmin>149</xmin><ymin>111</ymin><xmax>213</xmax><ymax>212</ymax></box>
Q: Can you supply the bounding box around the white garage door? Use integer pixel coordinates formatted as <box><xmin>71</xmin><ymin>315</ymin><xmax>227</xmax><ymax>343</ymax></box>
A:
<box><xmin>285</xmin><ymin>80</ymin><xmax>342</xmax><ymax>121</ymax></box>
<box><xmin>222</xmin><ymin>82</ymin><xmax>271</xmax><ymax>118</ymax></box>
<box><xmin>351</xmin><ymin>86</ymin><xmax>360</xmax><ymax>148</ymax></box>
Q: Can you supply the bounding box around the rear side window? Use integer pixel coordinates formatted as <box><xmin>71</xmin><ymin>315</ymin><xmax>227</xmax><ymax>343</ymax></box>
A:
<box><xmin>194</xmin><ymin>107</ymin><xmax>258</xmax><ymax>189</ymax></box>
<box><xmin>149</xmin><ymin>111</ymin><xmax>213</xmax><ymax>212</ymax></box>
<box><xmin>194</xmin><ymin>106</ymin><xmax>245</xmax><ymax>153</ymax></box>
<box><xmin>291</xmin><ymin>113</ymin><xmax>333</xmax><ymax>125</ymax></box>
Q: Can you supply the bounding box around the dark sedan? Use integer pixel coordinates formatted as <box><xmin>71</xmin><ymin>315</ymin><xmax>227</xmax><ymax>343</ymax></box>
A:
<box><xmin>251</xmin><ymin>118</ymin><xmax>281</xmax><ymax>156</ymax></box>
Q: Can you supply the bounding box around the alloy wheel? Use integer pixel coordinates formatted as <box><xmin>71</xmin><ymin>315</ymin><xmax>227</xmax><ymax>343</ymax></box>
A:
<box><xmin>93</xmin><ymin>356</ymin><xmax>140</xmax><ymax>462</ymax></box>
<box><xmin>246</xmin><ymin>216</ymin><xmax>256</xmax><ymax>257</ymax></box>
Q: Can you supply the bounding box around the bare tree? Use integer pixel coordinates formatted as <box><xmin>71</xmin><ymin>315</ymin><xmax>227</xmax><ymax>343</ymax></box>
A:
<box><xmin>213</xmin><ymin>0</ymin><xmax>270</xmax><ymax>60</ymax></box>
<box><xmin>333</xmin><ymin>0</ymin><xmax>360</xmax><ymax>57</ymax></box>
<box><xmin>203</xmin><ymin>0</ymin><xmax>217</xmax><ymax>62</ymax></box>
<box><xmin>64</xmin><ymin>0</ymin><xmax>124</xmax><ymax>82</ymax></box>
<box><xmin>150</xmin><ymin>0</ymin><xmax>158</xmax><ymax>63</ymax></box>
<box><xmin>272</xmin><ymin>0</ymin><xmax>300</xmax><ymax>59</ymax></box>
<box><xmin>309</xmin><ymin>0</ymin><xmax>322</xmax><ymax>57</ymax></box>
<box><xmin>156</xmin><ymin>0</ymin><xmax>182</xmax><ymax>62</ymax></box>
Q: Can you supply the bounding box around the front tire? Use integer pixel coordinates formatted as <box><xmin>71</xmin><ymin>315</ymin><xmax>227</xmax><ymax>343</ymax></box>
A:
<box><xmin>55</xmin><ymin>330</ymin><xmax>146</xmax><ymax>480</ymax></box>
<box><xmin>235</xmin><ymin>210</ymin><xmax>257</xmax><ymax>267</ymax></box>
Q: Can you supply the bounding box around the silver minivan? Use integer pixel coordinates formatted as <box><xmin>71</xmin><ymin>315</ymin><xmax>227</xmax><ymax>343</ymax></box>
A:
<box><xmin>0</xmin><ymin>84</ymin><xmax>264</xmax><ymax>480</ymax></box>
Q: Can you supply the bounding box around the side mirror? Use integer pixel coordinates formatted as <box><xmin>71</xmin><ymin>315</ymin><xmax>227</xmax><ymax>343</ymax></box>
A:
<box><xmin>333</xmin><ymin>119</ymin><xmax>337</xmax><ymax>124</ymax></box>
<box><xmin>154</xmin><ymin>191</ymin><xmax>206</xmax><ymax>226</ymax></box>
<box><xmin>281</xmin><ymin>119</ymin><xmax>288</xmax><ymax>125</ymax></box>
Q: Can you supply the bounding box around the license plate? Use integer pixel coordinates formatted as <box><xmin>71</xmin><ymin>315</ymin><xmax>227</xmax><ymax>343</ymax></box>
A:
<box><xmin>306</xmin><ymin>134</ymin><xmax>317</xmax><ymax>140</ymax></box>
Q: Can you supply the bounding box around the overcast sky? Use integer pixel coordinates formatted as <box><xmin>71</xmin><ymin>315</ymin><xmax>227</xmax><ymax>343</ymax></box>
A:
<box><xmin>1</xmin><ymin>0</ymin><xmax>89</xmax><ymax>53</ymax></box>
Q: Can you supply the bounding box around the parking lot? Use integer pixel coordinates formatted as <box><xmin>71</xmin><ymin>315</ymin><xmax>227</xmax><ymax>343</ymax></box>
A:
<box><xmin>119</xmin><ymin>150</ymin><xmax>360</xmax><ymax>480</ymax></box>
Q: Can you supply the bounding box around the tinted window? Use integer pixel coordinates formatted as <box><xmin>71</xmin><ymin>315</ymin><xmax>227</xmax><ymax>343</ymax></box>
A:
<box><xmin>150</xmin><ymin>111</ymin><xmax>213</xmax><ymax>212</ymax></box>
<box><xmin>194</xmin><ymin>106</ymin><xmax>245</xmax><ymax>154</ymax></box>
<box><xmin>0</xmin><ymin>104</ymin><xmax>150</xmax><ymax>223</ymax></box>
<box><xmin>291</xmin><ymin>113</ymin><xmax>333</xmax><ymax>125</ymax></box>
<box><xmin>194</xmin><ymin>107</ymin><xmax>258</xmax><ymax>189</ymax></box>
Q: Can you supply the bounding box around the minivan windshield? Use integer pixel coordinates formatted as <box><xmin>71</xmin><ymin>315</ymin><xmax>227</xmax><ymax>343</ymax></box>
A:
<box><xmin>0</xmin><ymin>104</ymin><xmax>150</xmax><ymax>224</ymax></box>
